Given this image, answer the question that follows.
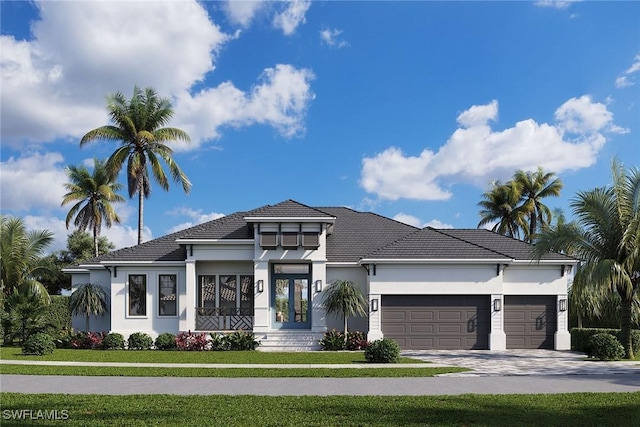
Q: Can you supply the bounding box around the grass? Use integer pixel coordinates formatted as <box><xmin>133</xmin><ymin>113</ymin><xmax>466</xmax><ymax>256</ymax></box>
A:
<box><xmin>1</xmin><ymin>392</ymin><xmax>639</xmax><ymax>426</ymax></box>
<box><xmin>0</xmin><ymin>364</ymin><xmax>466</xmax><ymax>377</ymax></box>
<box><xmin>0</xmin><ymin>347</ymin><xmax>421</xmax><ymax>364</ymax></box>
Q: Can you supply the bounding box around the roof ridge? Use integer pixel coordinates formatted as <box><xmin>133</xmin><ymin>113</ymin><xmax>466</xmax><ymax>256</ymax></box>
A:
<box><xmin>362</xmin><ymin>226</ymin><xmax>424</xmax><ymax>258</ymax></box>
<box><xmin>428</xmin><ymin>227</ymin><xmax>514</xmax><ymax>259</ymax></box>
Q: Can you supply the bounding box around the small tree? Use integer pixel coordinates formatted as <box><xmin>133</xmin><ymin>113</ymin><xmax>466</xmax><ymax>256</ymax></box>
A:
<box><xmin>70</xmin><ymin>283</ymin><xmax>110</xmax><ymax>332</ymax></box>
<box><xmin>322</xmin><ymin>280</ymin><xmax>368</xmax><ymax>343</ymax></box>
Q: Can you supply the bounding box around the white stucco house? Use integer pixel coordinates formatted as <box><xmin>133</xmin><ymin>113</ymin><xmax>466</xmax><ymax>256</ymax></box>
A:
<box><xmin>65</xmin><ymin>200</ymin><xmax>578</xmax><ymax>351</ymax></box>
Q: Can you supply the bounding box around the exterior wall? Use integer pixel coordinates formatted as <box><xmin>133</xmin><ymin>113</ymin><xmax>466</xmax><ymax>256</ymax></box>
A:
<box><xmin>70</xmin><ymin>269</ymin><xmax>111</xmax><ymax>333</ymax></box>
<box><xmin>326</xmin><ymin>265</ymin><xmax>369</xmax><ymax>333</ymax></box>
<box><xmin>109</xmin><ymin>265</ymin><xmax>185</xmax><ymax>339</ymax></box>
<box><xmin>368</xmin><ymin>262</ymin><xmax>572</xmax><ymax>350</ymax></box>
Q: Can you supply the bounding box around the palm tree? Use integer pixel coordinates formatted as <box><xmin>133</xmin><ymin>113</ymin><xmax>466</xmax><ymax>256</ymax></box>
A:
<box><xmin>322</xmin><ymin>280</ymin><xmax>368</xmax><ymax>343</ymax></box>
<box><xmin>80</xmin><ymin>86</ymin><xmax>192</xmax><ymax>244</ymax></box>
<box><xmin>61</xmin><ymin>159</ymin><xmax>124</xmax><ymax>257</ymax></box>
<box><xmin>534</xmin><ymin>160</ymin><xmax>640</xmax><ymax>359</ymax></box>
<box><xmin>70</xmin><ymin>283</ymin><xmax>110</xmax><ymax>332</ymax></box>
<box><xmin>477</xmin><ymin>181</ymin><xmax>529</xmax><ymax>239</ymax></box>
<box><xmin>0</xmin><ymin>216</ymin><xmax>53</xmax><ymax>300</ymax></box>
<box><xmin>513</xmin><ymin>167</ymin><xmax>563</xmax><ymax>242</ymax></box>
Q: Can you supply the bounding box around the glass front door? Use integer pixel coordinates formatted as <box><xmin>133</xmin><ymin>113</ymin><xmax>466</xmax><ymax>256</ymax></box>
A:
<box><xmin>273</xmin><ymin>276</ymin><xmax>310</xmax><ymax>329</ymax></box>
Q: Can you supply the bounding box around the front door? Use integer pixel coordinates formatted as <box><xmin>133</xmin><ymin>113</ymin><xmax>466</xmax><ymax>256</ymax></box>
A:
<box><xmin>272</xmin><ymin>265</ymin><xmax>311</xmax><ymax>329</ymax></box>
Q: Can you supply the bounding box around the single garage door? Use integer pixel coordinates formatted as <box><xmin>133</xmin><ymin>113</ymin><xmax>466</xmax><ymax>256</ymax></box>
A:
<box><xmin>381</xmin><ymin>295</ymin><xmax>490</xmax><ymax>350</ymax></box>
<box><xmin>504</xmin><ymin>296</ymin><xmax>556</xmax><ymax>349</ymax></box>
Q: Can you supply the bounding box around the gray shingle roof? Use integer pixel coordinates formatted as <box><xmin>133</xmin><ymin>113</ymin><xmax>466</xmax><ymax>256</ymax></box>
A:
<box><xmin>364</xmin><ymin>227</ymin><xmax>575</xmax><ymax>262</ymax></box>
<box><xmin>78</xmin><ymin>200</ymin><xmax>574</xmax><ymax>266</ymax></box>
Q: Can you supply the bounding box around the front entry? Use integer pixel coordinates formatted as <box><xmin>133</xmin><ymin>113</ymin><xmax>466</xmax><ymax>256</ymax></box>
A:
<box><xmin>272</xmin><ymin>264</ymin><xmax>311</xmax><ymax>329</ymax></box>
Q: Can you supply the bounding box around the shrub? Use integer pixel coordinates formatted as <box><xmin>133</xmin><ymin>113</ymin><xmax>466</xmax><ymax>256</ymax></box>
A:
<box><xmin>226</xmin><ymin>331</ymin><xmax>260</xmax><ymax>351</ymax></box>
<box><xmin>127</xmin><ymin>332</ymin><xmax>153</xmax><ymax>350</ymax></box>
<box><xmin>22</xmin><ymin>332</ymin><xmax>55</xmax><ymax>356</ymax></box>
<box><xmin>571</xmin><ymin>328</ymin><xmax>640</xmax><ymax>354</ymax></box>
<box><xmin>319</xmin><ymin>329</ymin><xmax>346</xmax><ymax>351</ymax></box>
<box><xmin>346</xmin><ymin>331</ymin><xmax>369</xmax><ymax>350</ymax></box>
<box><xmin>209</xmin><ymin>333</ymin><xmax>230</xmax><ymax>351</ymax></box>
<box><xmin>155</xmin><ymin>333</ymin><xmax>177</xmax><ymax>350</ymax></box>
<box><xmin>364</xmin><ymin>338</ymin><xmax>400</xmax><ymax>363</ymax></box>
<box><xmin>42</xmin><ymin>295</ymin><xmax>71</xmax><ymax>338</ymax></box>
<box><xmin>102</xmin><ymin>333</ymin><xmax>125</xmax><ymax>350</ymax></box>
<box><xmin>70</xmin><ymin>331</ymin><xmax>104</xmax><ymax>349</ymax></box>
<box><xmin>176</xmin><ymin>331</ymin><xmax>209</xmax><ymax>351</ymax></box>
<box><xmin>588</xmin><ymin>333</ymin><xmax>625</xmax><ymax>361</ymax></box>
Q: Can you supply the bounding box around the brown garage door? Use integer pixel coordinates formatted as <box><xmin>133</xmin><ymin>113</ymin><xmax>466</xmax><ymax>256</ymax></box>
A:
<box><xmin>381</xmin><ymin>295</ymin><xmax>490</xmax><ymax>350</ymax></box>
<box><xmin>504</xmin><ymin>296</ymin><xmax>556</xmax><ymax>349</ymax></box>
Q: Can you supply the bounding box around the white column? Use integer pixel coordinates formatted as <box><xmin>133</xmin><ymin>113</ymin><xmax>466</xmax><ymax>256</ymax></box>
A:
<box><xmin>367</xmin><ymin>293</ymin><xmax>383</xmax><ymax>341</ymax></box>
<box><xmin>555</xmin><ymin>294</ymin><xmax>571</xmax><ymax>350</ymax></box>
<box><xmin>311</xmin><ymin>260</ymin><xmax>327</xmax><ymax>333</ymax></box>
<box><xmin>252</xmin><ymin>260</ymin><xmax>270</xmax><ymax>335</ymax></box>
<box><xmin>489</xmin><ymin>294</ymin><xmax>506</xmax><ymax>350</ymax></box>
<box><xmin>179</xmin><ymin>259</ymin><xmax>196</xmax><ymax>332</ymax></box>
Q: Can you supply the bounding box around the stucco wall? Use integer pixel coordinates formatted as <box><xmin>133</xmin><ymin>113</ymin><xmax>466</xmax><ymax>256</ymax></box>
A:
<box><xmin>325</xmin><ymin>265</ymin><xmax>369</xmax><ymax>332</ymax></box>
<box><xmin>70</xmin><ymin>269</ymin><xmax>111</xmax><ymax>333</ymax></box>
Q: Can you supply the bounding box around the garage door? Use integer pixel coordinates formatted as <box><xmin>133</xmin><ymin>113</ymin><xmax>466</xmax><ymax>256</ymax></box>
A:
<box><xmin>381</xmin><ymin>295</ymin><xmax>490</xmax><ymax>350</ymax></box>
<box><xmin>504</xmin><ymin>296</ymin><xmax>556</xmax><ymax>349</ymax></box>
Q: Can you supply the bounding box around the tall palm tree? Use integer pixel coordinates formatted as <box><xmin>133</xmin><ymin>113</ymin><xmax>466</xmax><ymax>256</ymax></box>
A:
<box><xmin>80</xmin><ymin>86</ymin><xmax>192</xmax><ymax>244</ymax></box>
<box><xmin>513</xmin><ymin>167</ymin><xmax>563</xmax><ymax>242</ymax></box>
<box><xmin>70</xmin><ymin>283</ymin><xmax>110</xmax><ymax>332</ymax></box>
<box><xmin>534</xmin><ymin>160</ymin><xmax>640</xmax><ymax>359</ymax></box>
<box><xmin>477</xmin><ymin>181</ymin><xmax>529</xmax><ymax>239</ymax></box>
<box><xmin>322</xmin><ymin>280</ymin><xmax>368</xmax><ymax>343</ymax></box>
<box><xmin>0</xmin><ymin>216</ymin><xmax>53</xmax><ymax>300</ymax></box>
<box><xmin>61</xmin><ymin>159</ymin><xmax>124</xmax><ymax>257</ymax></box>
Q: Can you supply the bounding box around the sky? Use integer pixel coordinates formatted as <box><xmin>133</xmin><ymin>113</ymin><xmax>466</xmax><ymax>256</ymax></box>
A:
<box><xmin>1</xmin><ymin>0</ymin><xmax>639</xmax><ymax>254</ymax></box>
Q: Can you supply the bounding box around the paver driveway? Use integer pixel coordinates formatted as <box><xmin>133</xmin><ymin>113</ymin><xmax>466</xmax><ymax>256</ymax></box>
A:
<box><xmin>402</xmin><ymin>349</ymin><xmax>640</xmax><ymax>376</ymax></box>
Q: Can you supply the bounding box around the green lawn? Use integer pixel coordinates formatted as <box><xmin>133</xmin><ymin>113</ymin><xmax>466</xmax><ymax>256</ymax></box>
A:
<box><xmin>0</xmin><ymin>364</ymin><xmax>466</xmax><ymax>378</ymax></box>
<box><xmin>0</xmin><ymin>347</ymin><xmax>420</xmax><ymax>364</ymax></box>
<box><xmin>1</xmin><ymin>393</ymin><xmax>639</xmax><ymax>426</ymax></box>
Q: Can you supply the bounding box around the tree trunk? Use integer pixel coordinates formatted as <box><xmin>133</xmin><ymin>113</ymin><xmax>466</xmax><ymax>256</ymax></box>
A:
<box><xmin>620</xmin><ymin>296</ymin><xmax>634</xmax><ymax>359</ymax></box>
<box><xmin>93</xmin><ymin>223</ymin><xmax>99</xmax><ymax>258</ymax></box>
<box><xmin>344</xmin><ymin>316</ymin><xmax>348</xmax><ymax>345</ymax></box>
<box><xmin>85</xmin><ymin>315</ymin><xmax>90</xmax><ymax>333</ymax></box>
<box><xmin>137</xmin><ymin>185</ymin><xmax>144</xmax><ymax>245</ymax></box>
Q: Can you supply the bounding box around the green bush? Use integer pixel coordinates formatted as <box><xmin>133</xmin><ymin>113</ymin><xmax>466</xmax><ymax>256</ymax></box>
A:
<box><xmin>319</xmin><ymin>329</ymin><xmax>345</xmax><ymax>351</ymax></box>
<box><xmin>102</xmin><ymin>333</ymin><xmax>125</xmax><ymax>350</ymax></box>
<box><xmin>226</xmin><ymin>331</ymin><xmax>260</xmax><ymax>350</ymax></box>
<box><xmin>22</xmin><ymin>332</ymin><xmax>55</xmax><ymax>356</ymax></box>
<box><xmin>155</xmin><ymin>333</ymin><xmax>177</xmax><ymax>350</ymax></box>
<box><xmin>364</xmin><ymin>338</ymin><xmax>400</xmax><ymax>363</ymax></box>
<box><xmin>127</xmin><ymin>332</ymin><xmax>153</xmax><ymax>350</ymax></box>
<box><xmin>587</xmin><ymin>333</ymin><xmax>625</xmax><ymax>360</ymax></box>
<box><xmin>42</xmin><ymin>295</ymin><xmax>71</xmax><ymax>338</ymax></box>
<box><xmin>209</xmin><ymin>333</ymin><xmax>229</xmax><ymax>351</ymax></box>
<box><xmin>571</xmin><ymin>327</ymin><xmax>640</xmax><ymax>354</ymax></box>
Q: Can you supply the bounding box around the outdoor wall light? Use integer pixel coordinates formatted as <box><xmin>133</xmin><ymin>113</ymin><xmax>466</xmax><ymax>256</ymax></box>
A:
<box><xmin>257</xmin><ymin>280</ymin><xmax>264</xmax><ymax>293</ymax></box>
<box><xmin>559</xmin><ymin>298</ymin><xmax>567</xmax><ymax>312</ymax></box>
<box><xmin>493</xmin><ymin>298</ymin><xmax>502</xmax><ymax>312</ymax></box>
<box><xmin>315</xmin><ymin>280</ymin><xmax>323</xmax><ymax>293</ymax></box>
<box><xmin>371</xmin><ymin>298</ymin><xmax>379</xmax><ymax>312</ymax></box>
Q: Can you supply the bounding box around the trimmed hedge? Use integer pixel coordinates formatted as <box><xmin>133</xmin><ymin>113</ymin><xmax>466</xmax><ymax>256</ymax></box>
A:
<box><xmin>571</xmin><ymin>327</ymin><xmax>640</xmax><ymax>354</ymax></box>
<box><xmin>102</xmin><ymin>333</ymin><xmax>125</xmax><ymax>350</ymax></box>
<box><xmin>127</xmin><ymin>332</ymin><xmax>153</xmax><ymax>350</ymax></box>
<box><xmin>42</xmin><ymin>295</ymin><xmax>72</xmax><ymax>338</ymax></box>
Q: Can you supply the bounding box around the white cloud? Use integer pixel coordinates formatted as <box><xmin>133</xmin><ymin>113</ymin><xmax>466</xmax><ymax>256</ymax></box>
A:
<box><xmin>361</xmin><ymin>96</ymin><xmax>618</xmax><ymax>201</ymax></box>
<box><xmin>0</xmin><ymin>152</ymin><xmax>68</xmax><ymax>211</ymax></box>
<box><xmin>273</xmin><ymin>0</ymin><xmax>311</xmax><ymax>35</ymax></box>
<box><xmin>1</xmin><ymin>1</ymin><xmax>314</xmax><ymax>149</ymax></box>
<box><xmin>534</xmin><ymin>1</ymin><xmax>582</xmax><ymax>9</ymax></box>
<box><xmin>320</xmin><ymin>28</ymin><xmax>348</xmax><ymax>48</ymax></box>
<box><xmin>615</xmin><ymin>54</ymin><xmax>640</xmax><ymax>89</ymax></box>
<box><xmin>392</xmin><ymin>213</ymin><xmax>453</xmax><ymax>229</ymax></box>
<box><xmin>222</xmin><ymin>0</ymin><xmax>267</xmax><ymax>27</ymax></box>
<box><xmin>166</xmin><ymin>207</ymin><xmax>225</xmax><ymax>233</ymax></box>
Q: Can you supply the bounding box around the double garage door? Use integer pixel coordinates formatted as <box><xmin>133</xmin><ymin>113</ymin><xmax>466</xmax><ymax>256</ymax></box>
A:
<box><xmin>381</xmin><ymin>295</ymin><xmax>556</xmax><ymax>350</ymax></box>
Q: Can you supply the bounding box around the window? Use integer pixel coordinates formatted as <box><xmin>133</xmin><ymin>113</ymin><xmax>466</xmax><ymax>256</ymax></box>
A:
<box><xmin>260</xmin><ymin>232</ymin><xmax>277</xmax><ymax>248</ymax></box>
<box><xmin>159</xmin><ymin>274</ymin><xmax>177</xmax><ymax>316</ymax></box>
<box><xmin>198</xmin><ymin>275</ymin><xmax>216</xmax><ymax>308</ymax></box>
<box><xmin>273</xmin><ymin>264</ymin><xmax>310</xmax><ymax>274</ymax></box>
<box><xmin>219</xmin><ymin>275</ymin><xmax>237</xmax><ymax>312</ymax></box>
<box><xmin>281</xmin><ymin>232</ymin><xmax>298</xmax><ymax>248</ymax></box>
<box><xmin>302</xmin><ymin>232</ymin><xmax>319</xmax><ymax>248</ymax></box>
<box><xmin>196</xmin><ymin>274</ymin><xmax>255</xmax><ymax>312</ymax></box>
<box><xmin>240</xmin><ymin>275</ymin><xmax>254</xmax><ymax>310</ymax></box>
<box><xmin>128</xmin><ymin>275</ymin><xmax>147</xmax><ymax>316</ymax></box>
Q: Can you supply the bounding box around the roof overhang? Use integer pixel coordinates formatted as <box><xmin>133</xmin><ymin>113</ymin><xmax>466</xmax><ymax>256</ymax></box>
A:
<box><xmin>359</xmin><ymin>258</ymin><xmax>513</xmax><ymax>265</ymax></box>
<box><xmin>244</xmin><ymin>216</ymin><xmax>336</xmax><ymax>223</ymax></box>
<box><xmin>175</xmin><ymin>239</ymin><xmax>254</xmax><ymax>245</ymax></box>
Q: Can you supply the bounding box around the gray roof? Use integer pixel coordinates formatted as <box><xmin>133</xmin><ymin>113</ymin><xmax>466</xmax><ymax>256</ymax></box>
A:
<box><xmin>78</xmin><ymin>200</ymin><xmax>573</xmax><ymax>266</ymax></box>
<box><xmin>364</xmin><ymin>227</ymin><xmax>575</xmax><ymax>262</ymax></box>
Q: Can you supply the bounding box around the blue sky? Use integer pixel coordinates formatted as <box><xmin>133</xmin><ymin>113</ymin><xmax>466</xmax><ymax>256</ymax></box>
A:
<box><xmin>1</xmin><ymin>0</ymin><xmax>639</xmax><ymax>253</ymax></box>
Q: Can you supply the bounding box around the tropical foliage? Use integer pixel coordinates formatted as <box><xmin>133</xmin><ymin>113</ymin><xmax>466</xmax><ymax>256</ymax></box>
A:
<box><xmin>80</xmin><ymin>86</ymin><xmax>191</xmax><ymax>244</ymax></box>
<box><xmin>322</xmin><ymin>280</ymin><xmax>368</xmax><ymax>342</ymax></box>
<box><xmin>61</xmin><ymin>159</ymin><xmax>124</xmax><ymax>257</ymax></box>
<box><xmin>478</xmin><ymin>167</ymin><xmax>562</xmax><ymax>242</ymax></box>
<box><xmin>69</xmin><ymin>283</ymin><xmax>110</xmax><ymax>332</ymax></box>
<box><xmin>534</xmin><ymin>161</ymin><xmax>640</xmax><ymax>358</ymax></box>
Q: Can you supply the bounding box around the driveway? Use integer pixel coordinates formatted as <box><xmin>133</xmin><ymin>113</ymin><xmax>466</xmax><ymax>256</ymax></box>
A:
<box><xmin>402</xmin><ymin>349</ymin><xmax>640</xmax><ymax>376</ymax></box>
